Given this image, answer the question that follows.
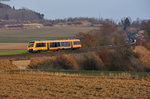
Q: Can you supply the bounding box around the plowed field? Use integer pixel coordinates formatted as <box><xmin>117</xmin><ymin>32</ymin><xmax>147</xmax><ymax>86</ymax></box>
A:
<box><xmin>0</xmin><ymin>43</ymin><xmax>27</xmax><ymax>49</ymax></box>
<box><xmin>0</xmin><ymin>73</ymin><xmax>150</xmax><ymax>98</ymax></box>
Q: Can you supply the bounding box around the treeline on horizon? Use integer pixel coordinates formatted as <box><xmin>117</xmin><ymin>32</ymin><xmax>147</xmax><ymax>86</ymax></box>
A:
<box><xmin>0</xmin><ymin>3</ymin><xmax>149</xmax><ymax>27</ymax></box>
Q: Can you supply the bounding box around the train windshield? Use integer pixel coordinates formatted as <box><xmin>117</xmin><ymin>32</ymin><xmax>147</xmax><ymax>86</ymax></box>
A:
<box><xmin>73</xmin><ymin>41</ymin><xmax>81</xmax><ymax>45</ymax></box>
<box><xmin>28</xmin><ymin>41</ymin><xmax>34</xmax><ymax>47</ymax></box>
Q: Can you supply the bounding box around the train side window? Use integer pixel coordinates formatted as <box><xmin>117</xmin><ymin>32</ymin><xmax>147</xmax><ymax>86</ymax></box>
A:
<box><xmin>50</xmin><ymin>43</ymin><xmax>54</xmax><ymax>47</ymax></box>
<box><xmin>61</xmin><ymin>42</ymin><xmax>65</xmax><ymax>46</ymax></box>
<box><xmin>50</xmin><ymin>42</ymin><xmax>60</xmax><ymax>47</ymax></box>
<box><xmin>67</xmin><ymin>42</ymin><xmax>71</xmax><ymax>46</ymax></box>
<box><xmin>36</xmin><ymin>43</ymin><xmax>46</xmax><ymax>47</ymax></box>
<box><xmin>74</xmin><ymin>41</ymin><xmax>81</xmax><ymax>45</ymax></box>
<box><xmin>57</xmin><ymin>42</ymin><xmax>60</xmax><ymax>47</ymax></box>
<box><xmin>61</xmin><ymin>42</ymin><xmax>70</xmax><ymax>46</ymax></box>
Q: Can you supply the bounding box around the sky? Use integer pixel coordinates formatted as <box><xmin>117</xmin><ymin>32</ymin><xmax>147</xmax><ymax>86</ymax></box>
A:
<box><xmin>3</xmin><ymin>0</ymin><xmax>150</xmax><ymax>21</ymax></box>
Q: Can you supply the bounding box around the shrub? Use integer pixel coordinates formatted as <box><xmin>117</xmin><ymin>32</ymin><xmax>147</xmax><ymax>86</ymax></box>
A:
<box><xmin>29</xmin><ymin>57</ymin><xmax>54</xmax><ymax>67</ymax></box>
<box><xmin>143</xmin><ymin>20</ymin><xmax>150</xmax><ymax>41</ymax></box>
<box><xmin>108</xmin><ymin>51</ymin><xmax>145</xmax><ymax>72</ymax></box>
<box><xmin>95</xmin><ymin>46</ymin><xmax>145</xmax><ymax>72</ymax></box>
<box><xmin>143</xmin><ymin>40</ymin><xmax>150</xmax><ymax>50</ymax></box>
<box><xmin>28</xmin><ymin>57</ymin><xmax>56</xmax><ymax>70</ymax></box>
<box><xmin>96</xmin><ymin>47</ymin><xmax>112</xmax><ymax>69</ymax></box>
<box><xmin>28</xmin><ymin>59</ymin><xmax>58</xmax><ymax>70</ymax></box>
<box><xmin>77</xmin><ymin>32</ymin><xmax>97</xmax><ymax>48</ymax></box>
<box><xmin>28</xmin><ymin>54</ymin><xmax>79</xmax><ymax>70</ymax></box>
<box><xmin>27</xmin><ymin>47</ymin><xmax>145</xmax><ymax>72</ymax></box>
<box><xmin>55</xmin><ymin>54</ymin><xmax>79</xmax><ymax>70</ymax></box>
<box><xmin>80</xmin><ymin>53</ymin><xmax>104</xmax><ymax>70</ymax></box>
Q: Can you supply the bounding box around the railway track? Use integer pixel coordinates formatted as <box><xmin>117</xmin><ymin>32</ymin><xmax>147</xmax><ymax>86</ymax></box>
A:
<box><xmin>0</xmin><ymin>45</ymin><xmax>122</xmax><ymax>60</ymax></box>
<box><xmin>0</xmin><ymin>48</ymin><xmax>90</xmax><ymax>60</ymax></box>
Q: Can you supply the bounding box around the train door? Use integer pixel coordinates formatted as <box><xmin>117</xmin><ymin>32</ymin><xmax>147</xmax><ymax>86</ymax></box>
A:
<box><xmin>71</xmin><ymin>41</ymin><xmax>73</xmax><ymax>48</ymax></box>
<box><xmin>47</xmin><ymin>43</ymin><xmax>50</xmax><ymax>50</ymax></box>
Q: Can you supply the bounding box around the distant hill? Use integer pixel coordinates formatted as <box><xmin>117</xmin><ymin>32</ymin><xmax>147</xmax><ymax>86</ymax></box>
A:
<box><xmin>0</xmin><ymin>3</ymin><xmax>44</xmax><ymax>21</ymax></box>
<box><xmin>0</xmin><ymin>3</ymin><xmax>114</xmax><ymax>27</ymax></box>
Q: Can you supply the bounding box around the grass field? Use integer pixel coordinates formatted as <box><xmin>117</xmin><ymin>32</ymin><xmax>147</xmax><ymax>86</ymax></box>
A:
<box><xmin>44</xmin><ymin>70</ymin><xmax>150</xmax><ymax>77</ymax></box>
<box><xmin>0</xmin><ymin>49</ymin><xmax>27</xmax><ymax>55</ymax></box>
<box><xmin>0</xmin><ymin>43</ymin><xmax>27</xmax><ymax>55</ymax></box>
<box><xmin>8</xmin><ymin>70</ymin><xmax>150</xmax><ymax>78</ymax></box>
<box><xmin>0</xmin><ymin>26</ymin><xmax>96</xmax><ymax>43</ymax></box>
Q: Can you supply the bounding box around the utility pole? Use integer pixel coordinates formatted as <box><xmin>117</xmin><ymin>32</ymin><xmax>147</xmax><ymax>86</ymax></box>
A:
<box><xmin>98</xmin><ymin>12</ymin><xmax>101</xmax><ymax>25</ymax></box>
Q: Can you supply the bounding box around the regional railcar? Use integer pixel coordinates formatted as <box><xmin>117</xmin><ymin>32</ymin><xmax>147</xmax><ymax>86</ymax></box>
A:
<box><xmin>27</xmin><ymin>39</ymin><xmax>81</xmax><ymax>53</ymax></box>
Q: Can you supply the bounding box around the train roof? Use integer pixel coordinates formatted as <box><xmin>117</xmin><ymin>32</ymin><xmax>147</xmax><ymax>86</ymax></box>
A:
<box><xmin>29</xmin><ymin>39</ymin><xmax>80</xmax><ymax>43</ymax></box>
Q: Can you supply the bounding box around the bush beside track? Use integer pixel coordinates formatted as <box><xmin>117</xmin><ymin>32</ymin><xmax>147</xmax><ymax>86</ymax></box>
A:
<box><xmin>0</xmin><ymin>46</ymin><xmax>150</xmax><ymax>72</ymax></box>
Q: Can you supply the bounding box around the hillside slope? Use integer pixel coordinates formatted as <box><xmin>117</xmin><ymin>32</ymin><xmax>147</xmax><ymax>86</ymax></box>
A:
<box><xmin>133</xmin><ymin>46</ymin><xmax>150</xmax><ymax>69</ymax></box>
<box><xmin>0</xmin><ymin>3</ymin><xmax>44</xmax><ymax>21</ymax></box>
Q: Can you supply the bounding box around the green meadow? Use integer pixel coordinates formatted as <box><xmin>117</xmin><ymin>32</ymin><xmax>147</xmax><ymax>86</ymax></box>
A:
<box><xmin>0</xmin><ymin>49</ymin><xmax>27</xmax><ymax>55</ymax></box>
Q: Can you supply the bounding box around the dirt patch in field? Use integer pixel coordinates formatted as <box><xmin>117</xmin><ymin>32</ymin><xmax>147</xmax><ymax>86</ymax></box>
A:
<box><xmin>0</xmin><ymin>73</ymin><xmax>150</xmax><ymax>98</ymax></box>
<box><xmin>0</xmin><ymin>60</ymin><xmax>18</xmax><ymax>71</ymax></box>
<box><xmin>12</xmin><ymin>60</ymin><xmax>31</xmax><ymax>70</ymax></box>
<box><xmin>0</xmin><ymin>43</ymin><xmax>27</xmax><ymax>49</ymax></box>
<box><xmin>0</xmin><ymin>59</ymin><xmax>30</xmax><ymax>70</ymax></box>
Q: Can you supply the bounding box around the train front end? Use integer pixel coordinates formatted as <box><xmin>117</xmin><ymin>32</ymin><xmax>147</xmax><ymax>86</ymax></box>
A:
<box><xmin>27</xmin><ymin>41</ymin><xmax>35</xmax><ymax>53</ymax></box>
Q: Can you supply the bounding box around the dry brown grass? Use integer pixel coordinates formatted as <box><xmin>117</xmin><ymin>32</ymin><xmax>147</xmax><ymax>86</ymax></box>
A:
<box><xmin>0</xmin><ymin>43</ymin><xmax>27</xmax><ymax>49</ymax></box>
<box><xmin>0</xmin><ymin>59</ymin><xmax>18</xmax><ymax>71</ymax></box>
<box><xmin>93</xmin><ymin>52</ymin><xmax>103</xmax><ymax>64</ymax></box>
<box><xmin>0</xmin><ymin>72</ymin><xmax>150</xmax><ymax>98</ymax></box>
<box><xmin>133</xmin><ymin>46</ymin><xmax>150</xmax><ymax>69</ymax></box>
